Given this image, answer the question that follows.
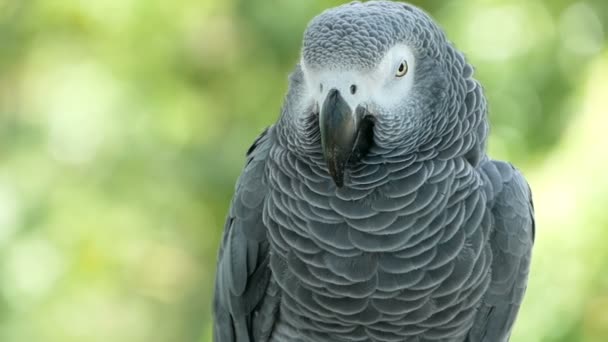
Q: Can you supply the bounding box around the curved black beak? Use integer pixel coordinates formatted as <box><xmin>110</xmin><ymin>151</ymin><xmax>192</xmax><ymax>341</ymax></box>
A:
<box><xmin>320</xmin><ymin>88</ymin><xmax>362</xmax><ymax>187</ymax></box>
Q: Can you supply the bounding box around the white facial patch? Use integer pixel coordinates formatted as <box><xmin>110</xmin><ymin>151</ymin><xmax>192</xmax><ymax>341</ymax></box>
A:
<box><xmin>300</xmin><ymin>44</ymin><xmax>416</xmax><ymax>115</ymax></box>
<box><xmin>371</xmin><ymin>44</ymin><xmax>416</xmax><ymax>110</ymax></box>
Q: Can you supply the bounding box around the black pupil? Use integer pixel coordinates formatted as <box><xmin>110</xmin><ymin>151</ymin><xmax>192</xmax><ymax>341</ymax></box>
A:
<box><xmin>399</xmin><ymin>63</ymin><xmax>405</xmax><ymax>72</ymax></box>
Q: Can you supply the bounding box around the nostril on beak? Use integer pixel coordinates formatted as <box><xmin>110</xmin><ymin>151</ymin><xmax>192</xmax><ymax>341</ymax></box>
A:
<box><xmin>350</xmin><ymin>84</ymin><xmax>357</xmax><ymax>95</ymax></box>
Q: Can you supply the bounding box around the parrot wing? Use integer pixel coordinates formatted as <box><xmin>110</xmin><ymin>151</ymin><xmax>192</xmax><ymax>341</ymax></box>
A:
<box><xmin>213</xmin><ymin>127</ymin><xmax>280</xmax><ymax>342</ymax></box>
<box><xmin>466</xmin><ymin>160</ymin><xmax>535</xmax><ymax>342</ymax></box>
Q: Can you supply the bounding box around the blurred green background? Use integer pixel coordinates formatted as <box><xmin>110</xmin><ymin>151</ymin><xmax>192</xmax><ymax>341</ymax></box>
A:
<box><xmin>0</xmin><ymin>0</ymin><xmax>607</xmax><ymax>341</ymax></box>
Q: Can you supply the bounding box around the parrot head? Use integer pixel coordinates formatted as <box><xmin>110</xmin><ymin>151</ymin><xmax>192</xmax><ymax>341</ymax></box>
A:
<box><xmin>283</xmin><ymin>1</ymin><xmax>483</xmax><ymax>187</ymax></box>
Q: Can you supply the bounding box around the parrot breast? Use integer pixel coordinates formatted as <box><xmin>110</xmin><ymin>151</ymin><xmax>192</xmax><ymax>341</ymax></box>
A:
<box><xmin>264</xmin><ymin>146</ymin><xmax>493</xmax><ymax>342</ymax></box>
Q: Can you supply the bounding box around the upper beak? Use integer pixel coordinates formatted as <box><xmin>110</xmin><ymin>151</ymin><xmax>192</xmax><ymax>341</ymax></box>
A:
<box><xmin>320</xmin><ymin>88</ymin><xmax>361</xmax><ymax>187</ymax></box>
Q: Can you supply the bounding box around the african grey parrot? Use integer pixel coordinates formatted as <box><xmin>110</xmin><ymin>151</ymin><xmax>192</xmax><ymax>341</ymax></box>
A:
<box><xmin>213</xmin><ymin>1</ymin><xmax>535</xmax><ymax>342</ymax></box>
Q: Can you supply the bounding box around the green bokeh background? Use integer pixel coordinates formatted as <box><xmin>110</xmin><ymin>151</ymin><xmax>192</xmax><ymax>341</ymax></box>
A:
<box><xmin>1</xmin><ymin>0</ymin><xmax>607</xmax><ymax>341</ymax></box>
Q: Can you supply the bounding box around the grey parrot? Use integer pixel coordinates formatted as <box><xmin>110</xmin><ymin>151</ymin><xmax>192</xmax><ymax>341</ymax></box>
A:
<box><xmin>213</xmin><ymin>1</ymin><xmax>535</xmax><ymax>341</ymax></box>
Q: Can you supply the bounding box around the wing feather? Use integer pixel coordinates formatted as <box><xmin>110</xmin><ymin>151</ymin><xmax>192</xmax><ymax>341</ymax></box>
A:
<box><xmin>467</xmin><ymin>160</ymin><xmax>534</xmax><ymax>342</ymax></box>
<box><xmin>213</xmin><ymin>127</ymin><xmax>280</xmax><ymax>342</ymax></box>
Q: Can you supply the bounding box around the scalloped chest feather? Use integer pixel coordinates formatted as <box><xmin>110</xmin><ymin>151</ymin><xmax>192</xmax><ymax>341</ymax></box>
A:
<box><xmin>263</xmin><ymin>145</ymin><xmax>494</xmax><ymax>342</ymax></box>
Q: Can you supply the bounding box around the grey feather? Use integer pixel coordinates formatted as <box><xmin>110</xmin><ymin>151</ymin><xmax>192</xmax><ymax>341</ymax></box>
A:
<box><xmin>213</xmin><ymin>1</ymin><xmax>534</xmax><ymax>341</ymax></box>
<box><xmin>465</xmin><ymin>161</ymin><xmax>534</xmax><ymax>342</ymax></box>
<box><xmin>214</xmin><ymin>127</ymin><xmax>280</xmax><ymax>342</ymax></box>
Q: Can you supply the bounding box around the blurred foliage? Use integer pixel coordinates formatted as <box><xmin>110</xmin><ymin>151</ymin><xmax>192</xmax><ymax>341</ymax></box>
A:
<box><xmin>0</xmin><ymin>0</ymin><xmax>607</xmax><ymax>341</ymax></box>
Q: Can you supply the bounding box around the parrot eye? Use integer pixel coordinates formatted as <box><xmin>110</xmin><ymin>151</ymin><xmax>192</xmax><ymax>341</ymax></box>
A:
<box><xmin>396</xmin><ymin>60</ymin><xmax>408</xmax><ymax>77</ymax></box>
